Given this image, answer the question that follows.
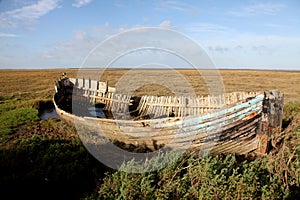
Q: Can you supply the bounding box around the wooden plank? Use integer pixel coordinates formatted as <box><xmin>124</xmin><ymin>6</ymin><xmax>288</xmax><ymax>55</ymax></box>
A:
<box><xmin>98</xmin><ymin>82</ymin><xmax>106</xmax><ymax>91</ymax></box>
<box><xmin>90</xmin><ymin>80</ymin><xmax>98</xmax><ymax>90</ymax></box>
<box><xmin>257</xmin><ymin>90</ymin><xmax>284</xmax><ymax>154</ymax></box>
<box><xmin>152</xmin><ymin>95</ymin><xmax>264</xmax><ymax>129</ymax></box>
<box><xmin>77</xmin><ymin>78</ymin><xmax>84</xmax><ymax>88</ymax></box>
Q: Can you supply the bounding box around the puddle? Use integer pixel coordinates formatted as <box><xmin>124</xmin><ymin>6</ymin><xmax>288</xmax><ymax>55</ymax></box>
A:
<box><xmin>36</xmin><ymin>100</ymin><xmax>59</xmax><ymax>120</ymax></box>
<box><xmin>88</xmin><ymin>107</ymin><xmax>106</xmax><ymax>118</ymax></box>
<box><xmin>40</xmin><ymin>108</ymin><xmax>59</xmax><ymax>120</ymax></box>
<box><xmin>37</xmin><ymin>100</ymin><xmax>106</xmax><ymax>120</ymax></box>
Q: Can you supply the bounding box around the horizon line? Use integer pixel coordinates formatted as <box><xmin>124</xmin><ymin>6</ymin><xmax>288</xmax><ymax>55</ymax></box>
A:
<box><xmin>0</xmin><ymin>67</ymin><xmax>299</xmax><ymax>72</ymax></box>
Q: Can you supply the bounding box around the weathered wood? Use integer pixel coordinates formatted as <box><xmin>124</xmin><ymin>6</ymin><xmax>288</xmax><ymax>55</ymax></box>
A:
<box><xmin>257</xmin><ymin>90</ymin><xmax>284</xmax><ymax>154</ymax></box>
<box><xmin>54</xmin><ymin>77</ymin><xmax>284</xmax><ymax>155</ymax></box>
<box><xmin>133</xmin><ymin>92</ymin><xmax>259</xmax><ymax>118</ymax></box>
<box><xmin>77</xmin><ymin>78</ymin><xmax>84</xmax><ymax>88</ymax></box>
<box><xmin>105</xmin><ymin>80</ymin><xmax>108</xmax><ymax>94</ymax></box>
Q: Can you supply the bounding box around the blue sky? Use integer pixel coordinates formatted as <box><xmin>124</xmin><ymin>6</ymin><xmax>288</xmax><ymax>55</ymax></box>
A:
<box><xmin>0</xmin><ymin>0</ymin><xmax>299</xmax><ymax>69</ymax></box>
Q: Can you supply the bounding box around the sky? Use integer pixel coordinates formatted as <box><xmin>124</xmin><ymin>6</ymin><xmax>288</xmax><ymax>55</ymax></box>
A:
<box><xmin>0</xmin><ymin>0</ymin><xmax>299</xmax><ymax>70</ymax></box>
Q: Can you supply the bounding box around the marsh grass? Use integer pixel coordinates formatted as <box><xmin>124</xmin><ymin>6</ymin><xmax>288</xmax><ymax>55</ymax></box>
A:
<box><xmin>0</xmin><ymin>69</ymin><xmax>299</xmax><ymax>199</ymax></box>
<box><xmin>0</xmin><ymin>107</ymin><xmax>39</xmax><ymax>136</ymax></box>
<box><xmin>0</xmin><ymin>69</ymin><xmax>299</xmax><ymax>101</ymax></box>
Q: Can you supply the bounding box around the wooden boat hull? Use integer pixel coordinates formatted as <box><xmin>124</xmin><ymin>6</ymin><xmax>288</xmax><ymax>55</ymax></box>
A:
<box><xmin>54</xmin><ymin>93</ymin><xmax>264</xmax><ymax>154</ymax></box>
<box><xmin>54</xmin><ymin>77</ymin><xmax>284</xmax><ymax>155</ymax></box>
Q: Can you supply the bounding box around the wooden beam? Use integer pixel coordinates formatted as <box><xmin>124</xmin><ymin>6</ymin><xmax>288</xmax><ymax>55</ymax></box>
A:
<box><xmin>257</xmin><ymin>90</ymin><xmax>284</xmax><ymax>154</ymax></box>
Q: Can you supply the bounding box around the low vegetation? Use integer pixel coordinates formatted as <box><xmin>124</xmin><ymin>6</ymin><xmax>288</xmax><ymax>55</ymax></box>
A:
<box><xmin>90</xmin><ymin>155</ymin><xmax>287</xmax><ymax>199</ymax></box>
<box><xmin>84</xmin><ymin>102</ymin><xmax>300</xmax><ymax>200</ymax></box>
<box><xmin>0</xmin><ymin>92</ymin><xmax>108</xmax><ymax>199</ymax></box>
<box><xmin>0</xmin><ymin>69</ymin><xmax>299</xmax><ymax>199</ymax></box>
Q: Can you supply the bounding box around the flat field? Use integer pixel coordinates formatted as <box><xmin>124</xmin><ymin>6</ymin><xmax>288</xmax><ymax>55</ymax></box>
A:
<box><xmin>0</xmin><ymin>69</ymin><xmax>299</xmax><ymax>102</ymax></box>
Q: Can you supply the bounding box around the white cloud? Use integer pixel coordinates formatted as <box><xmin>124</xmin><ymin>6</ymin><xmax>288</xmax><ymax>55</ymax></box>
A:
<box><xmin>185</xmin><ymin>23</ymin><xmax>233</xmax><ymax>33</ymax></box>
<box><xmin>155</xmin><ymin>0</ymin><xmax>197</xmax><ymax>16</ymax></box>
<box><xmin>72</xmin><ymin>0</ymin><xmax>93</xmax><ymax>8</ymax></box>
<box><xmin>230</xmin><ymin>3</ymin><xmax>286</xmax><ymax>17</ymax></box>
<box><xmin>159</xmin><ymin>20</ymin><xmax>171</xmax><ymax>28</ymax></box>
<box><xmin>0</xmin><ymin>18</ymin><xmax>13</xmax><ymax>27</ymax></box>
<box><xmin>158</xmin><ymin>0</ymin><xmax>188</xmax><ymax>12</ymax></box>
<box><xmin>0</xmin><ymin>32</ymin><xmax>18</xmax><ymax>37</ymax></box>
<box><xmin>264</xmin><ymin>23</ymin><xmax>287</xmax><ymax>29</ymax></box>
<box><xmin>207</xmin><ymin>46</ymin><xmax>229</xmax><ymax>53</ymax></box>
<box><xmin>202</xmin><ymin>35</ymin><xmax>300</xmax><ymax>68</ymax></box>
<box><xmin>74</xmin><ymin>30</ymin><xmax>86</xmax><ymax>40</ymax></box>
<box><xmin>113</xmin><ymin>1</ymin><xmax>126</xmax><ymax>8</ymax></box>
<box><xmin>40</xmin><ymin>23</ymin><xmax>116</xmax><ymax>67</ymax></box>
<box><xmin>1</xmin><ymin>0</ymin><xmax>61</xmax><ymax>25</ymax></box>
<box><xmin>204</xmin><ymin>35</ymin><xmax>300</xmax><ymax>52</ymax></box>
<box><xmin>40</xmin><ymin>25</ymin><xmax>216</xmax><ymax>68</ymax></box>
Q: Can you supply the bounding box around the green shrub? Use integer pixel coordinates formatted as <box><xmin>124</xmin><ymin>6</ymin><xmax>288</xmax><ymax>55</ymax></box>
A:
<box><xmin>283</xmin><ymin>102</ymin><xmax>300</xmax><ymax>127</ymax></box>
<box><xmin>91</xmin><ymin>154</ymin><xmax>294</xmax><ymax>200</ymax></box>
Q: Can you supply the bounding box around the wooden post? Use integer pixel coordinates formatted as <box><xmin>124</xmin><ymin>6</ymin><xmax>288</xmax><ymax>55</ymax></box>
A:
<box><xmin>257</xmin><ymin>90</ymin><xmax>284</xmax><ymax>154</ymax></box>
<box><xmin>105</xmin><ymin>80</ymin><xmax>108</xmax><ymax>94</ymax></box>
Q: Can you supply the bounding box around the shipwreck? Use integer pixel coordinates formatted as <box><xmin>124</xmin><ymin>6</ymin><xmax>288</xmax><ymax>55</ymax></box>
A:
<box><xmin>54</xmin><ymin>75</ymin><xmax>284</xmax><ymax>155</ymax></box>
